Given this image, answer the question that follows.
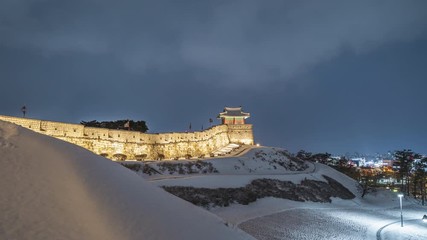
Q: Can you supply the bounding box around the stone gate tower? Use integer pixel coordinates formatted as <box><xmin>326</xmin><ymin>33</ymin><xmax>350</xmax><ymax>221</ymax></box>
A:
<box><xmin>218</xmin><ymin>107</ymin><xmax>250</xmax><ymax>125</ymax></box>
<box><xmin>218</xmin><ymin>107</ymin><xmax>254</xmax><ymax>145</ymax></box>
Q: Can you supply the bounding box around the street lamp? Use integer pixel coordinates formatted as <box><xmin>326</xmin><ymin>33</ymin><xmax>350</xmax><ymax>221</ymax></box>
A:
<box><xmin>398</xmin><ymin>194</ymin><xmax>404</xmax><ymax>227</ymax></box>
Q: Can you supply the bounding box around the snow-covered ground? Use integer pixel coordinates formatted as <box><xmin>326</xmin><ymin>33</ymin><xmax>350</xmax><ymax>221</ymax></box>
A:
<box><xmin>231</xmin><ymin>197</ymin><xmax>427</xmax><ymax>240</ymax></box>
<box><xmin>2</xmin><ymin>120</ymin><xmax>426</xmax><ymax>240</ymax></box>
<box><xmin>136</xmin><ymin>148</ymin><xmax>427</xmax><ymax>239</ymax></box>
<box><xmin>0</xmin><ymin>121</ymin><xmax>253</xmax><ymax>240</ymax></box>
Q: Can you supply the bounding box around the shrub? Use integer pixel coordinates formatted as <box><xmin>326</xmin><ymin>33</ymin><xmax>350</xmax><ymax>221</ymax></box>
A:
<box><xmin>113</xmin><ymin>153</ymin><xmax>127</xmax><ymax>161</ymax></box>
<box><xmin>121</xmin><ymin>163</ymin><xmax>141</xmax><ymax>172</ymax></box>
<box><xmin>135</xmin><ymin>154</ymin><xmax>147</xmax><ymax>161</ymax></box>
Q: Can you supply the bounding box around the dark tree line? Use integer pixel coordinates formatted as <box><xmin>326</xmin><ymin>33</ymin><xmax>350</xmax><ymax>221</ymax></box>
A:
<box><xmin>393</xmin><ymin>149</ymin><xmax>426</xmax><ymax>204</ymax></box>
<box><xmin>296</xmin><ymin>150</ymin><xmax>331</xmax><ymax>164</ymax></box>
<box><xmin>80</xmin><ymin>120</ymin><xmax>148</xmax><ymax>133</ymax></box>
<box><xmin>295</xmin><ymin>149</ymin><xmax>427</xmax><ymax>203</ymax></box>
<box><xmin>413</xmin><ymin>158</ymin><xmax>427</xmax><ymax>205</ymax></box>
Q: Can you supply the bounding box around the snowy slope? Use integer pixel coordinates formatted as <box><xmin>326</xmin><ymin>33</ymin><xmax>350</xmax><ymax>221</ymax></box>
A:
<box><xmin>0</xmin><ymin>121</ymin><xmax>254</xmax><ymax>240</ymax></box>
<box><xmin>128</xmin><ymin>147</ymin><xmax>427</xmax><ymax>239</ymax></box>
<box><xmin>206</xmin><ymin>147</ymin><xmax>311</xmax><ymax>174</ymax></box>
<box><xmin>140</xmin><ymin>147</ymin><xmax>313</xmax><ymax>178</ymax></box>
<box><xmin>139</xmin><ymin>148</ymin><xmax>359</xmax><ymax>197</ymax></box>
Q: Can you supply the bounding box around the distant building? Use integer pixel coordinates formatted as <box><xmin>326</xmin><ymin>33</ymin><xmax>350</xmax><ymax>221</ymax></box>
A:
<box><xmin>351</xmin><ymin>157</ymin><xmax>366</xmax><ymax>167</ymax></box>
<box><xmin>218</xmin><ymin>107</ymin><xmax>250</xmax><ymax>125</ymax></box>
<box><xmin>382</xmin><ymin>159</ymin><xmax>395</xmax><ymax>167</ymax></box>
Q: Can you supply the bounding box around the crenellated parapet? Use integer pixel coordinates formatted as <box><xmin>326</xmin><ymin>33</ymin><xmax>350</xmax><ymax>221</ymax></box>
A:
<box><xmin>0</xmin><ymin>114</ymin><xmax>254</xmax><ymax>161</ymax></box>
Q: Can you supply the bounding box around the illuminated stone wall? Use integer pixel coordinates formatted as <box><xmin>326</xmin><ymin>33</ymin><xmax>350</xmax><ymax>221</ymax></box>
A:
<box><xmin>0</xmin><ymin>115</ymin><xmax>254</xmax><ymax>161</ymax></box>
<box><xmin>227</xmin><ymin>124</ymin><xmax>254</xmax><ymax>145</ymax></box>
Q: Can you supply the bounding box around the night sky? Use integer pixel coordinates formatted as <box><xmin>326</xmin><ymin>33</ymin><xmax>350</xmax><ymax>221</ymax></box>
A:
<box><xmin>1</xmin><ymin>0</ymin><xmax>427</xmax><ymax>155</ymax></box>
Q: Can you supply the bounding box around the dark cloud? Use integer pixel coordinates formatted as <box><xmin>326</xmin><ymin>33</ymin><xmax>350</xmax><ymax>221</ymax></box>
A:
<box><xmin>1</xmin><ymin>0</ymin><xmax>426</xmax><ymax>84</ymax></box>
<box><xmin>1</xmin><ymin>0</ymin><xmax>427</xmax><ymax>154</ymax></box>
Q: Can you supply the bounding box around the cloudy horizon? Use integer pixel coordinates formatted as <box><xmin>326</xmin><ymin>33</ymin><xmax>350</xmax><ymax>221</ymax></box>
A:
<box><xmin>1</xmin><ymin>0</ymin><xmax>427</xmax><ymax>154</ymax></box>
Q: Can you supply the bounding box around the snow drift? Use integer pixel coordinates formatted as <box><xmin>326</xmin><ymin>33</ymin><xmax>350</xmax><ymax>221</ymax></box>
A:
<box><xmin>0</xmin><ymin>120</ymin><xmax>253</xmax><ymax>240</ymax></box>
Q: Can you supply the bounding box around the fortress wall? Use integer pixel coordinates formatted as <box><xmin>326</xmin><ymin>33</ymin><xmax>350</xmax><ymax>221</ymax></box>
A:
<box><xmin>41</xmin><ymin>121</ymin><xmax>85</xmax><ymax>138</ymax></box>
<box><xmin>0</xmin><ymin>115</ymin><xmax>243</xmax><ymax>161</ymax></box>
<box><xmin>0</xmin><ymin>115</ymin><xmax>43</xmax><ymax>131</ymax></box>
<box><xmin>227</xmin><ymin>124</ymin><xmax>254</xmax><ymax>145</ymax></box>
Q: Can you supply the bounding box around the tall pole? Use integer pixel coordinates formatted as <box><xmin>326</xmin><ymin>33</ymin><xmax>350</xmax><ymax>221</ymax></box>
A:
<box><xmin>21</xmin><ymin>105</ymin><xmax>26</xmax><ymax>118</ymax></box>
<box><xmin>398</xmin><ymin>194</ymin><xmax>403</xmax><ymax>227</ymax></box>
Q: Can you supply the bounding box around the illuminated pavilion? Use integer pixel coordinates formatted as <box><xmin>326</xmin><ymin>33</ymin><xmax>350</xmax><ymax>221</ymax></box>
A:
<box><xmin>218</xmin><ymin>107</ymin><xmax>250</xmax><ymax>125</ymax></box>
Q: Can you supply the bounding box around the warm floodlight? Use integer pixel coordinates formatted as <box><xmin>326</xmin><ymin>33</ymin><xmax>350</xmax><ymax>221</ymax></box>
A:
<box><xmin>398</xmin><ymin>194</ymin><xmax>404</xmax><ymax>227</ymax></box>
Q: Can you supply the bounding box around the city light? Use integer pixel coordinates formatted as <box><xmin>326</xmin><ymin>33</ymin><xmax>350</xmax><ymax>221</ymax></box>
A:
<box><xmin>398</xmin><ymin>194</ymin><xmax>403</xmax><ymax>227</ymax></box>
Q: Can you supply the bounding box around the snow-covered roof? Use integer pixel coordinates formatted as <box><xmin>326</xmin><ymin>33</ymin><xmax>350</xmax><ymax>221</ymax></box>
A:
<box><xmin>218</xmin><ymin>107</ymin><xmax>250</xmax><ymax>119</ymax></box>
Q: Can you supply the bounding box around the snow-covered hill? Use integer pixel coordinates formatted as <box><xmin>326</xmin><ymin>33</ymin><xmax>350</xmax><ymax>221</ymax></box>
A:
<box><xmin>128</xmin><ymin>147</ymin><xmax>312</xmax><ymax>177</ymax></box>
<box><xmin>123</xmin><ymin>147</ymin><xmax>427</xmax><ymax>239</ymax></box>
<box><xmin>124</xmin><ymin>147</ymin><xmax>360</xmax><ymax>197</ymax></box>
<box><xmin>2</xmin><ymin>120</ymin><xmax>426</xmax><ymax>240</ymax></box>
<box><xmin>0</xmin><ymin>121</ymin><xmax>254</xmax><ymax>240</ymax></box>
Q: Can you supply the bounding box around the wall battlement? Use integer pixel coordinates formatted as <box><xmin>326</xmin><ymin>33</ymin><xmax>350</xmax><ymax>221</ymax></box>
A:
<box><xmin>0</xmin><ymin>115</ymin><xmax>254</xmax><ymax>161</ymax></box>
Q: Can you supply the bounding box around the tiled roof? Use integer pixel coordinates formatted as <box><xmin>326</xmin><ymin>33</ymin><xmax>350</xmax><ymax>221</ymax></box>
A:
<box><xmin>218</xmin><ymin>107</ymin><xmax>250</xmax><ymax>118</ymax></box>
